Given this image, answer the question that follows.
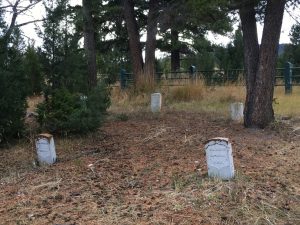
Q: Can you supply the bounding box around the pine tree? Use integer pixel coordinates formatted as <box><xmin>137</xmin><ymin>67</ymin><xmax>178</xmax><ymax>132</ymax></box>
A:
<box><xmin>0</xmin><ymin>7</ymin><xmax>28</xmax><ymax>144</ymax></box>
<box><xmin>23</xmin><ymin>44</ymin><xmax>43</xmax><ymax>95</ymax></box>
<box><xmin>40</xmin><ymin>0</ymin><xmax>88</xmax><ymax>94</ymax></box>
<box><xmin>36</xmin><ymin>0</ymin><xmax>110</xmax><ymax>134</ymax></box>
<box><xmin>288</xmin><ymin>24</ymin><xmax>300</xmax><ymax>66</ymax></box>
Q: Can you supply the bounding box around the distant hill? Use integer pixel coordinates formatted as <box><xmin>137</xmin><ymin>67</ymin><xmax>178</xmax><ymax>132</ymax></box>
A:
<box><xmin>278</xmin><ymin>43</ymin><xmax>291</xmax><ymax>55</ymax></box>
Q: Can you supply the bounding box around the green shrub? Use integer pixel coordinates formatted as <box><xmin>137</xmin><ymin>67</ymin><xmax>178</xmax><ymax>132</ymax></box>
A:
<box><xmin>37</xmin><ymin>84</ymin><xmax>110</xmax><ymax>134</ymax></box>
<box><xmin>0</xmin><ymin>56</ymin><xmax>28</xmax><ymax>144</ymax></box>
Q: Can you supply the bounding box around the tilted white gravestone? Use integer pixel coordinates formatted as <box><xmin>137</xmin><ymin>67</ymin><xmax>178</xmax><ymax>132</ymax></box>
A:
<box><xmin>36</xmin><ymin>133</ymin><xmax>57</xmax><ymax>165</ymax></box>
<box><xmin>205</xmin><ymin>137</ymin><xmax>235</xmax><ymax>180</ymax></box>
<box><xmin>230</xmin><ymin>102</ymin><xmax>244</xmax><ymax>121</ymax></box>
<box><xmin>151</xmin><ymin>93</ymin><xmax>162</xmax><ymax>113</ymax></box>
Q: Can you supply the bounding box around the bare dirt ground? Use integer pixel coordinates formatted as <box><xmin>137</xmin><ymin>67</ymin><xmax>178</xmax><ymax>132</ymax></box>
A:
<box><xmin>0</xmin><ymin>111</ymin><xmax>299</xmax><ymax>225</ymax></box>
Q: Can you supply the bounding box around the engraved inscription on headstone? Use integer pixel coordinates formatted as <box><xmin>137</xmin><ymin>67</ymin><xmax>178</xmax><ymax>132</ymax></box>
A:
<box><xmin>205</xmin><ymin>137</ymin><xmax>235</xmax><ymax>180</ymax></box>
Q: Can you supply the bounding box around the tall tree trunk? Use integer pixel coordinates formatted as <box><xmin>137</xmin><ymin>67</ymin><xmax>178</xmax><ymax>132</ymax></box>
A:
<box><xmin>239</xmin><ymin>3</ymin><xmax>260</xmax><ymax>126</ymax></box>
<box><xmin>171</xmin><ymin>29</ymin><xmax>180</xmax><ymax>71</ymax></box>
<box><xmin>123</xmin><ymin>0</ymin><xmax>144</xmax><ymax>84</ymax></box>
<box><xmin>250</xmin><ymin>0</ymin><xmax>285</xmax><ymax>127</ymax></box>
<box><xmin>82</xmin><ymin>0</ymin><xmax>97</xmax><ymax>89</ymax></box>
<box><xmin>144</xmin><ymin>0</ymin><xmax>159</xmax><ymax>85</ymax></box>
<box><xmin>241</xmin><ymin>0</ymin><xmax>286</xmax><ymax>128</ymax></box>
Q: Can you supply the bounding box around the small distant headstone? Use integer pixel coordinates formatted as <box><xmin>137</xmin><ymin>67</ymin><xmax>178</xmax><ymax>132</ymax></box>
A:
<box><xmin>151</xmin><ymin>93</ymin><xmax>162</xmax><ymax>113</ymax></box>
<box><xmin>205</xmin><ymin>137</ymin><xmax>235</xmax><ymax>180</ymax></box>
<box><xmin>36</xmin><ymin>133</ymin><xmax>57</xmax><ymax>165</ymax></box>
<box><xmin>230</xmin><ymin>102</ymin><xmax>244</xmax><ymax>121</ymax></box>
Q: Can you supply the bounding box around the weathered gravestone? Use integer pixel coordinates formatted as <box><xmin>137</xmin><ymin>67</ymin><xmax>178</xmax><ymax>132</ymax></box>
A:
<box><xmin>205</xmin><ymin>137</ymin><xmax>235</xmax><ymax>180</ymax></box>
<box><xmin>36</xmin><ymin>133</ymin><xmax>57</xmax><ymax>165</ymax></box>
<box><xmin>151</xmin><ymin>93</ymin><xmax>162</xmax><ymax>113</ymax></box>
<box><xmin>230</xmin><ymin>102</ymin><xmax>244</xmax><ymax>122</ymax></box>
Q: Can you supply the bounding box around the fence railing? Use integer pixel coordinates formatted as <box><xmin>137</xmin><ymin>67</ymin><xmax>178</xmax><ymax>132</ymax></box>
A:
<box><xmin>119</xmin><ymin>62</ymin><xmax>299</xmax><ymax>94</ymax></box>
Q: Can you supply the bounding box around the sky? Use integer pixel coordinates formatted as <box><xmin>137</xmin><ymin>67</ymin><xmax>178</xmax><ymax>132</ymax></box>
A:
<box><xmin>207</xmin><ymin>6</ymin><xmax>300</xmax><ymax>46</ymax></box>
<box><xmin>7</xmin><ymin>0</ymin><xmax>300</xmax><ymax>47</ymax></box>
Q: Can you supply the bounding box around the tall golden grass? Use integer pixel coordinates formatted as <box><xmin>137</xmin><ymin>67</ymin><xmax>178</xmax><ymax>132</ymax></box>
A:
<box><xmin>273</xmin><ymin>86</ymin><xmax>300</xmax><ymax>117</ymax></box>
<box><xmin>25</xmin><ymin>82</ymin><xmax>300</xmax><ymax>118</ymax></box>
<box><xmin>110</xmin><ymin>82</ymin><xmax>300</xmax><ymax>118</ymax></box>
<box><xmin>167</xmin><ymin>83</ymin><xmax>204</xmax><ymax>102</ymax></box>
<box><xmin>165</xmin><ymin>83</ymin><xmax>245</xmax><ymax>115</ymax></box>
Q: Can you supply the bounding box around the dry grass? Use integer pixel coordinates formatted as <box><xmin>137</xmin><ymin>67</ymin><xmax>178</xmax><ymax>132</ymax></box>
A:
<box><xmin>109</xmin><ymin>87</ymin><xmax>155</xmax><ymax>114</ymax></box>
<box><xmin>27</xmin><ymin>82</ymin><xmax>300</xmax><ymax>119</ymax></box>
<box><xmin>26</xmin><ymin>83</ymin><xmax>300</xmax><ymax>119</ymax></box>
<box><xmin>166</xmin><ymin>84</ymin><xmax>245</xmax><ymax>117</ymax></box>
<box><xmin>167</xmin><ymin>82</ymin><xmax>205</xmax><ymax>102</ymax></box>
<box><xmin>1</xmin><ymin>84</ymin><xmax>295</xmax><ymax>225</ymax></box>
<box><xmin>110</xmin><ymin>83</ymin><xmax>245</xmax><ymax>118</ymax></box>
<box><xmin>110</xmin><ymin>83</ymin><xmax>300</xmax><ymax>119</ymax></box>
<box><xmin>273</xmin><ymin>86</ymin><xmax>300</xmax><ymax>117</ymax></box>
<box><xmin>1</xmin><ymin>97</ymin><xmax>299</xmax><ymax>224</ymax></box>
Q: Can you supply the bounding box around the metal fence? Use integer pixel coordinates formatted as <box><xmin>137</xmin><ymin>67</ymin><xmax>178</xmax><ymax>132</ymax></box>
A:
<box><xmin>119</xmin><ymin>69</ymin><xmax>246</xmax><ymax>87</ymax></box>
<box><xmin>119</xmin><ymin>62</ymin><xmax>299</xmax><ymax>94</ymax></box>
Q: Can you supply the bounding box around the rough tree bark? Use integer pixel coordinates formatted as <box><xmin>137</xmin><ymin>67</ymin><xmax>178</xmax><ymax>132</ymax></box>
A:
<box><xmin>122</xmin><ymin>0</ymin><xmax>144</xmax><ymax>84</ymax></box>
<box><xmin>82</xmin><ymin>0</ymin><xmax>97</xmax><ymax>89</ymax></box>
<box><xmin>144</xmin><ymin>0</ymin><xmax>159</xmax><ymax>85</ymax></box>
<box><xmin>171</xmin><ymin>29</ymin><xmax>180</xmax><ymax>71</ymax></box>
<box><xmin>240</xmin><ymin>0</ymin><xmax>286</xmax><ymax>128</ymax></box>
<box><xmin>239</xmin><ymin>3</ymin><xmax>260</xmax><ymax>126</ymax></box>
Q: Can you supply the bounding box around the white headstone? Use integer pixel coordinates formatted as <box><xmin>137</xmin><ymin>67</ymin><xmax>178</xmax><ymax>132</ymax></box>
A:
<box><xmin>205</xmin><ymin>137</ymin><xmax>235</xmax><ymax>180</ymax></box>
<box><xmin>36</xmin><ymin>133</ymin><xmax>57</xmax><ymax>165</ymax></box>
<box><xmin>151</xmin><ymin>93</ymin><xmax>162</xmax><ymax>113</ymax></box>
<box><xmin>230</xmin><ymin>102</ymin><xmax>244</xmax><ymax>121</ymax></box>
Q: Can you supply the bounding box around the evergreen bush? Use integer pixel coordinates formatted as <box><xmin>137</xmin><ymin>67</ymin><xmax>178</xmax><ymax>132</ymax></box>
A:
<box><xmin>0</xmin><ymin>62</ymin><xmax>28</xmax><ymax>144</ymax></box>
<box><xmin>37</xmin><ymin>84</ymin><xmax>110</xmax><ymax>134</ymax></box>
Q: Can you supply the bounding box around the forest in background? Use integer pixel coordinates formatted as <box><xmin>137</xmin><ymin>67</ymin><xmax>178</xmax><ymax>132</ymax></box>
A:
<box><xmin>1</xmin><ymin>0</ymin><xmax>300</xmax><ymax>143</ymax></box>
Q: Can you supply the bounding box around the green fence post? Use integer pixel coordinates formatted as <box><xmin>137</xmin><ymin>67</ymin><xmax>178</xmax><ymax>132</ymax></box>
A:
<box><xmin>189</xmin><ymin>65</ymin><xmax>196</xmax><ymax>83</ymax></box>
<box><xmin>284</xmin><ymin>62</ymin><xmax>293</xmax><ymax>94</ymax></box>
<box><xmin>120</xmin><ymin>69</ymin><xmax>126</xmax><ymax>90</ymax></box>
